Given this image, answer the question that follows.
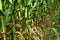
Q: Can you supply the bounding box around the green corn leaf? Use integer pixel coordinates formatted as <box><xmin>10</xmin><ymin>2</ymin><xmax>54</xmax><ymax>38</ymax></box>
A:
<box><xmin>19</xmin><ymin>17</ymin><xmax>23</xmax><ymax>21</ymax></box>
<box><xmin>9</xmin><ymin>0</ymin><xmax>13</xmax><ymax>4</ymax></box>
<box><xmin>28</xmin><ymin>26</ymin><xmax>37</xmax><ymax>35</ymax></box>
<box><xmin>51</xmin><ymin>28</ymin><xmax>60</xmax><ymax>40</ymax></box>
<box><xmin>4</xmin><ymin>8</ymin><xmax>12</xmax><ymax>25</ymax></box>
<box><xmin>18</xmin><ymin>0</ymin><xmax>22</xmax><ymax>5</ymax></box>
<box><xmin>26</xmin><ymin>20</ymin><xmax>31</xmax><ymax>25</ymax></box>
<box><xmin>33</xmin><ymin>0</ymin><xmax>38</xmax><ymax>8</ymax></box>
<box><xmin>0</xmin><ymin>10</ymin><xmax>5</xmax><ymax>16</ymax></box>
<box><xmin>0</xmin><ymin>0</ymin><xmax>2</xmax><ymax>11</ymax></box>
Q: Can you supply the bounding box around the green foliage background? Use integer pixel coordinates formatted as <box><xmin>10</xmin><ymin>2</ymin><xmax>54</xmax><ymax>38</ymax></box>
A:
<box><xmin>0</xmin><ymin>0</ymin><xmax>60</xmax><ymax>40</ymax></box>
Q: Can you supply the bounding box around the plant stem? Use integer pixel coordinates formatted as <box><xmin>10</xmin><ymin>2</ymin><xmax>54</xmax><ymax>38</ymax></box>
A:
<box><xmin>1</xmin><ymin>16</ymin><xmax>6</xmax><ymax>40</ymax></box>
<box><xmin>12</xmin><ymin>15</ymin><xmax>16</xmax><ymax>40</ymax></box>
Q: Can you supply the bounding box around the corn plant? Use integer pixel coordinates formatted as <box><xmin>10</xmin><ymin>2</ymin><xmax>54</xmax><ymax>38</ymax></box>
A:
<box><xmin>0</xmin><ymin>0</ymin><xmax>60</xmax><ymax>40</ymax></box>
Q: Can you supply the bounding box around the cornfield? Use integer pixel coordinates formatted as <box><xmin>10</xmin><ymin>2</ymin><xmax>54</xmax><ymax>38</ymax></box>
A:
<box><xmin>0</xmin><ymin>0</ymin><xmax>60</xmax><ymax>40</ymax></box>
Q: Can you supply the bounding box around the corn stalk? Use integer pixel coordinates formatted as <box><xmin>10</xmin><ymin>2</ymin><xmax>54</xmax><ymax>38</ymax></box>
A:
<box><xmin>1</xmin><ymin>16</ymin><xmax>6</xmax><ymax>40</ymax></box>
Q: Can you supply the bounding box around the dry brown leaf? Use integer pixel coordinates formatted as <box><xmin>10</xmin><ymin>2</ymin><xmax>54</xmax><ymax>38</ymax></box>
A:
<box><xmin>15</xmin><ymin>31</ymin><xmax>25</xmax><ymax>40</ymax></box>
